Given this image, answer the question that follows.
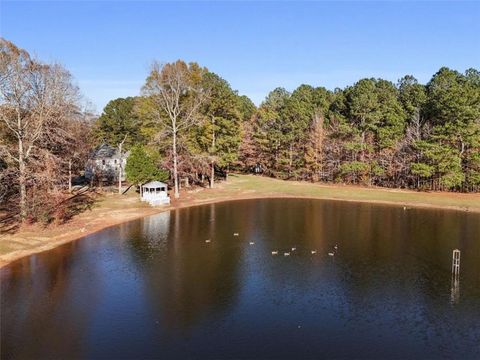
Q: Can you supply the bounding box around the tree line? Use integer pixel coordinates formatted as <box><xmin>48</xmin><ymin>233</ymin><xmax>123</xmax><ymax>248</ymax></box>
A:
<box><xmin>243</xmin><ymin>70</ymin><xmax>480</xmax><ymax>191</ymax></box>
<box><xmin>96</xmin><ymin>63</ymin><xmax>480</xmax><ymax>193</ymax></box>
<box><xmin>1</xmin><ymin>38</ymin><xmax>479</xmax><ymax>224</ymax></box>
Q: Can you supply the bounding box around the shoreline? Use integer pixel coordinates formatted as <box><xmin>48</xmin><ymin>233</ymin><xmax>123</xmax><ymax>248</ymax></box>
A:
<box><xmin>1</xmin><ymin>176</ymin><xmax>479</xmax><ymax>269</ymax></box>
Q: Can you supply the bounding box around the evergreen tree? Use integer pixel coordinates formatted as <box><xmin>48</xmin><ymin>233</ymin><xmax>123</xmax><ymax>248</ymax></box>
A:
<box><xmin>93</xmin><ymin>97</ymin><xmax>144</xmax><ymax>148</ymax></box>
<box><xmin>252</xmin><ymin>88</ymin><xmax>290</xmax><ymax>176</ymax></box>
<box><xmin>125</xmin><ymin>145</ymin><xmax>168</xmax><ymax>190</ymax></box>
<box><xmin>194</xmin><ymin>72</ymin><xmax>243</xmax><ymax>185</ymax></box>
<box><xmin>423</xmin><ymin>68</ymin><xmax>480</xmax><ymax>189</ymax></box>
<box><xmin>237</xmin><ymin>95</ymin><xmax>256</xmax><ymax>122</ymax></box>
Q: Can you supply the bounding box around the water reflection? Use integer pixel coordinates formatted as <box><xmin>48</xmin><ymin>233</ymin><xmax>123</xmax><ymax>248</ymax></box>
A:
<box><xmin>1</xmin><ymin>199</ymin><xmax>480</xmax><ymax>359</ymax></box>
<box><xmin>136</xmin><ymin>208</ymin><xmax>243</xmax><ymax>334</ymax></box>
<box><xmin>1</xmin><ymin>239</ymin><xmax>100</xmax><ymax>359</ymax></box>
<box><xmin>451</xmin><ymin>249</ymin><xmax>461</xmax><ymax>304</ymax></box>
<box><xmin>451</xmin><ymin>277</ymin><xmax>461</xmax><ymax>304</ymax></box>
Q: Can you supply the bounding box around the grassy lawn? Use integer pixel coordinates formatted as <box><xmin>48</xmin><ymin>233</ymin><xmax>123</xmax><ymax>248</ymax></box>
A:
<box><xmin>1</xmin><ymin>174</ymin><xmax>479</xmax><ymax>267</ymax></box>
<box><xmin>201</xmin><ymin>174</ymin><xmax>480</xmax><ymax>211</ymax></box>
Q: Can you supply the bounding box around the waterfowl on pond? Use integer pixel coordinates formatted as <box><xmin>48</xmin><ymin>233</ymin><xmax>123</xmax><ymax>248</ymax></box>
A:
<box><xmin>284</xmin><ymin>252</ymin><xmax>290</xmax><ymax>256</ymax></box>
<box><xmin>249</xmin><ymin>242</ymin><xmax>255</xmax><ymax>245</ymax></box>
<box><xmin>291</xmin><ymin>247</ymin><xmax>296</xmax><ymax>251</ymax></box>
<box><xmin>328</xmin><ymin>252</ymin><xmax>335</xmax><ymax>256</ymax></box>
<box><xmin>205</xmin><ymin>239</ymin><xmax>211</xmax><ymax>243</ymax></box>
<box><xmin>272</xmin><ymin>251</ymin><xmax>278</xmax><ymax>255</ymax></box>
<box><xmin>233</xmin><ymin>233</ymin><xmax>239</xmax><ymax>236</ymax></box>
<box><xmin>311</xmin><ymin>250</ymin><xmax>317</xmax><ymax>254</ymax></box>
<box><xmin>334</xmin><ymin>244</ymin><xmax>338</xmax><ymax>250</ymax></box>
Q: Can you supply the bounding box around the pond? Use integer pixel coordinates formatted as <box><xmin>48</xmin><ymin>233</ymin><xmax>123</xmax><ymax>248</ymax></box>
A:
<box><xmin>1</xmin><ymin>199</ymin><xmax>480</xmax><ymax>359</ymax></box>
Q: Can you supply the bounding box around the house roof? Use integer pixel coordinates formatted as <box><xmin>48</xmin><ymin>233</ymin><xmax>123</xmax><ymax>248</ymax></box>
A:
<box><xmin>90</xmin><ymin>143</ymin><xmax>129</xmax><ymax>159</ymax></box>
<box><xmin>142</xmin><ymin>181</ymin><xmax>168</xmax><ymax>189</ymax></box>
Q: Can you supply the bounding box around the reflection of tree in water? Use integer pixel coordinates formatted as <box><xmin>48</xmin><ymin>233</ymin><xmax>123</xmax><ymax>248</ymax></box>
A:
<box><xmin>1</xmin><ymin>239</ymin><xmax>101</xmax><ymax>359</ymax></box>
<box><xmin>2</xmin><ymin>199</ymin><xmax>479</xmax><ymax>358</ymax></box>
<box><xmin>127</xmin><ymin>203</ymin><xmax>251</xmax><ymax>333</ymax></box>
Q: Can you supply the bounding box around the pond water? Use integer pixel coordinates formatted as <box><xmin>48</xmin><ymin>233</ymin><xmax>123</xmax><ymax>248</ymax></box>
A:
<box><xmin>1</xmin><ymin>199</ymin><xmax>480</xmax><ymax>359</ymax></box>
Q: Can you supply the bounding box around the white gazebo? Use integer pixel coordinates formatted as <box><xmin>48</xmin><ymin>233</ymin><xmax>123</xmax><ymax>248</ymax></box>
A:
<box><xmin>141</xmin><ymin>181</ymin><xmax>170</xmax><ymax>206</ymax></box>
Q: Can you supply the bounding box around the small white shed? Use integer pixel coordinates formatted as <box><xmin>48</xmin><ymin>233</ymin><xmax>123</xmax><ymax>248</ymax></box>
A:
<box><xmin>141</xmin><ymin>181</ymin><xmax>170</xmax><ymax>206</ymax></box>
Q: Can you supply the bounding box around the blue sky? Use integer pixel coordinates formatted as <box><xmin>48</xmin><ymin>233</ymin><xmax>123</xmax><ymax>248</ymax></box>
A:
<box><xmin>1</xmin><ymin>1</ymin><xmax>479</xmax><ymax>113</ymax></box>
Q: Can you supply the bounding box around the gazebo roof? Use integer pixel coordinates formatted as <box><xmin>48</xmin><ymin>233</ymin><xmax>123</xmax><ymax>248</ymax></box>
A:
<box><xmin>142</xmin><ymin>181</ymin><xmax>168</xmax><ymax>189</ymax></box>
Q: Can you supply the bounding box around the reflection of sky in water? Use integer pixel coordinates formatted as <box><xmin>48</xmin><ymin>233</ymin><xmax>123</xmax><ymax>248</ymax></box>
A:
<box><xmin>1</xmin><ymin>199</ymin><xmax>479</xmax><ymax>359</ymax></box>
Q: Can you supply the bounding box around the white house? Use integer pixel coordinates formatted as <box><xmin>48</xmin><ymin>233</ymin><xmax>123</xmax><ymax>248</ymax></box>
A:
<box><xmin>141</xmin><ymin>181</ymin><xmax>171</xmax><ymax>206</ymax></box>
<box><xmin>85</xmin><ymin>143</ymin><xmax>129</xmax><ymax>183</ymax></box>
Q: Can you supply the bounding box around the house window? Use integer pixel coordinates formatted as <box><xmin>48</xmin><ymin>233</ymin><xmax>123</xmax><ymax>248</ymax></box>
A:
<box><xmin>114</xmin><ymin>159</ymin><xmax>117</xmax><ymax>164</ymax></box>
<box><xmin>102</xmin><ymin>160</ymin><xmax>105</xmax><ymax>165</ymax></box>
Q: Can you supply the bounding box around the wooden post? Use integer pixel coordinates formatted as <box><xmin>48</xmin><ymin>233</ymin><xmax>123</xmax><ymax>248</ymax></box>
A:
<box><xmin>451</xmin><ymin>249</ymin><xmax>461</xmax><ymax>304</ymax></box>
<box><xmin>452</xmin><ymin>249</ymin><xmax>461</xmax><ymax>278</ymax></box>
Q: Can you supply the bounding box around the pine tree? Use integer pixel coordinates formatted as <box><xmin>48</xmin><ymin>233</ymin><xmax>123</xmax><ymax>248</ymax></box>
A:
<box><xmin>125</xmin><ymin>145</ymin><xmax>168</xmax><ymax>194</ymax></box>
<box><xmin>93</xmin><ymin>97</ymin><xmax>144</xmax><ymax>148</ymax></box>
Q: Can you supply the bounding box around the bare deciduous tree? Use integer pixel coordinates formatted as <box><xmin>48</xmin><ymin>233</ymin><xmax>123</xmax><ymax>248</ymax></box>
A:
<box><xmin>141</xmin><ymin>60</ymin><xmax>208</xmax><ymax>198</ymax></box>
<box><xmin>0</xmin><ymin>38</ymin><xmax>82</xmax><ymax>220</ymax></box>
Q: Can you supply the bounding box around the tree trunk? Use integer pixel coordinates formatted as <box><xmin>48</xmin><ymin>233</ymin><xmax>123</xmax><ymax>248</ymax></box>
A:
<box><xmin>210</xmin><ymin>162</ymin><xmax>215</xmax><ymax>189</ymax></box>
<box><xmin>173</xmin><ymin>130</ymin><xmax>179</xmax><ymax>198</ymax></box>
<box><xmin>18</xmin><ymin>138</ymin><xmax>27</xmax><ymax>220</ymax></box>
<box><xmin>68</xmin><ymin>159</ymin><xmax>72</xmax><ymax>193</ymax></box>
<box><xmin>118</xmin><ymin>171</ymin><xmax>122</xmax><ymax>194</ymax></box>
<box><xmin>210</xmin><ymin>116</ymin><xmax>216</xmax><ymax>189</ymax></box>
<box><xmin>411</xmin><ymin>109</ymin><xmax>422</xmax><ymax>142</ymax></box>
<box><xmin>118</xmin><ymin>135</ymin><xmax>126</xmax><ymax>195</ymax></box>
<box><xmin>289</xmin><ymin>143</ymin><xmax>293</xmax><ymax>177</ymax></box>
<box><xmin>118</xmin><ymin>161</ymin><xmax>122</xmax><ymax>195</ymax></box>
<box><xmin>360</xmin><ymin>131</ymin><xmax>366</xmax><ymax>162</ymax></box>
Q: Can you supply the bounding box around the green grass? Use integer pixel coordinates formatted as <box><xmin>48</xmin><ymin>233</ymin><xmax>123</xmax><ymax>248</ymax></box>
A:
<box><xmin>211</xmin><ymin>174</ymin><xmax>480</xmax><ymax>211</ymax></box>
